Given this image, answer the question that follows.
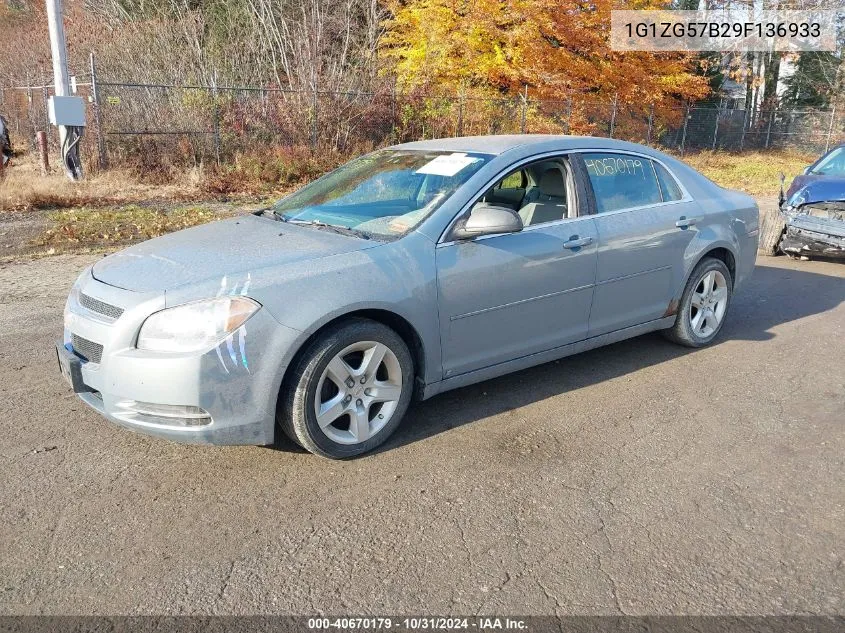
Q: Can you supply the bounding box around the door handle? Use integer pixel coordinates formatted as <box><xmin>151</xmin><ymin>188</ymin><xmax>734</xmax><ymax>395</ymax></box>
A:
<box><xmin>562</xmin><ymin>236</ymin><xmax>593</xmax><ymax>249</ymax></box>
<box><xmin>676</xmin><ymin>216</ymin><xmax>699</xmax><ymax>229</ymax></box>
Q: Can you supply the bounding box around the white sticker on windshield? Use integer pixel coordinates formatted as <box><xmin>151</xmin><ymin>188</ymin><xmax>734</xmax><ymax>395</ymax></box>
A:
<box><xmin>415</xmin><ymin>153</ymin><xmax>478</xmax><ymax>177</ymax></box>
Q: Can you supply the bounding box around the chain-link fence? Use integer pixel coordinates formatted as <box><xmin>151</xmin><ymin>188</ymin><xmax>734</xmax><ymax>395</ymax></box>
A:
<box><xmin>3</xmin><ymin>72</ymin><xmax>844</xmax><ymax>175</ymax></box>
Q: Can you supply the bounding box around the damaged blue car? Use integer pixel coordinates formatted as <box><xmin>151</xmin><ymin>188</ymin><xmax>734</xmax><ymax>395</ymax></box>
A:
<box><xmin>778</xmin><ymin>146</ymin><xmax>845</xmax><ymax>259</ymax></box>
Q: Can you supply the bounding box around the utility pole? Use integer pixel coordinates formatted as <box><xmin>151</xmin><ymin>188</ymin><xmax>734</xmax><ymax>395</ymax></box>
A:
<box><xmin>45</xmin><ymin>0</ymin><xmax>84</xmax><ymax>179</ymax></box>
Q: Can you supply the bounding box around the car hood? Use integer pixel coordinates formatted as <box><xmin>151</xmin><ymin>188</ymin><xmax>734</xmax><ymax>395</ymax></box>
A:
<box><xmin>785</xmin><ymin>174</ymin><xmax>845</xmax><ymax>204</ymax></box>
<box><xmin>92</xmin><ymin>214</ymin><xmax>378</xmax><ymax>293</ymax></box>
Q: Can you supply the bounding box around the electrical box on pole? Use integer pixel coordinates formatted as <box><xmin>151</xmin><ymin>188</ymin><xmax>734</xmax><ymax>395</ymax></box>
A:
<box><xmin>48</xmin><ymin>95</ymin><xmax>86</xmax><ymax>127</ymax></box>
<box><xmin>44</xmin><ymin>0</ymin><xmax>84</xmax><ymax>180</ymax></box>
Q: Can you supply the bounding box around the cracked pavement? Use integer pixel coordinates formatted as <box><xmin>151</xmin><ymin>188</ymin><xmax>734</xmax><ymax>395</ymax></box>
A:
<box><xmin>0</xmin><ymin>253</ymin><xmax>843</xmax><ymax>615</ymax></box>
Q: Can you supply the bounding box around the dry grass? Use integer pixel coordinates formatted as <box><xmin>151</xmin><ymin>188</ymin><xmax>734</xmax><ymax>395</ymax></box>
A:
<box><xmin>0</xmin><ymin>153</ymin><xmax>205</xmax><ymax>212</ymax></box>
<box><xmin>32</xmin><ymin>205</ymin><xmax>218</xmax><ymax>251</ymax></box>
<box><xmin>680</xmin><ymin>149</ymin><xmax>816</xmax><ymax>197</ymax></box>
<box><xmin>6</xmin><ymin>147</ymin><xmax>818</xmax><ymax>260</ymax></box>
<box><xmin>5</xmin><ymin>145</ymin><xmax>813</xmax><ymax>214</ymax></box>
<box><xmin>204</xmin><ymin>146</ymin><xmax>343</xmax><ymax>195</ymax></box>
<box><xmin>0</xmin><ymin>146</ymin><xmax>342</xmax><ymax>211</ymax></box>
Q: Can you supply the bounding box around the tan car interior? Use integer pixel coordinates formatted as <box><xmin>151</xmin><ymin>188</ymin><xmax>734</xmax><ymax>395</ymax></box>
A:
<box><xmin>480</xmin><ymin>159</ymin><xmax>574</xmax><ymax>227</ymax></box>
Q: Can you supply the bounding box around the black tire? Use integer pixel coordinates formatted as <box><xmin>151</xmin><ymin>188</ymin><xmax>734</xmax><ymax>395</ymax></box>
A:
<box><xmin>277</xmin><ymin>318</ymin><xmax>414</xmax><ymax>459</ymax></box>
<box><xmin>663</xmin><ymin>257</ymin><xmax>733</xmax><ymax>348</ymax></box>
<box><xmin>758</xmin><ymin>206</ymin><xmax>786</xmax><ymax>256</ymax></box>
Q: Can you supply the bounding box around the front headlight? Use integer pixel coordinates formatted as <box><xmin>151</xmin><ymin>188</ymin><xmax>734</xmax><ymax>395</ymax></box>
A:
<box><xmin>63</xmin><ymin>268</ymin><xmax>88</xmax><ymax>344</ymax></box>
<box><xmin>137</xmin><ymin>296</ymin><xmax>261</xmax><ymax>353</ymax></box>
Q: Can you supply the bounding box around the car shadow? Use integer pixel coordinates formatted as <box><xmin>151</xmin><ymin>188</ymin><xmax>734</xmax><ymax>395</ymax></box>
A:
<box><xmin>271</xmin><ymin>261</ymin><xmax>845</xmax><ymax>456</ymax></box>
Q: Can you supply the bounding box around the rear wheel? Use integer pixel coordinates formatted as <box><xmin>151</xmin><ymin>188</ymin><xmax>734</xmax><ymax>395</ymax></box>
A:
<box><xmin>278</xmin><ymin>318</ymin><xmax>414</xmax><ymax>458</ymax></box>
<box><xmin>664</xmin><ymin>258</ymin><xmax>732</xmax><ymax>348</ymax></box>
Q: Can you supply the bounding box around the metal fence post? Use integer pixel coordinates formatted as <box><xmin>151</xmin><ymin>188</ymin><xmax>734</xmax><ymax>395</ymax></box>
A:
<box><xmin>609</xmin><ymin>93</ymin><xmax>618</xmax><ymax>138</ymax></box>
<box><xmin>825</xmin><ymin>105</ymin><xmax>836</xmax><ymax>153</ymax></box>
<box><xmin>36</xmin><ymin>130</ymin><xmax>50</xmax><ymax>174</ymax></box>
<box><xmin>311</xmin><ymin>85</ymin><xmax>318</xmax><ymax>150</ymax></box>
<box><xmin>213</xmin><ymin>97</ymin><xmax>221</xmax><ymax>166</ymax></box>
<box><xmin>520</xmin><ymin>85</ymin><xmax>528</xmax><ymax>134</ymax></box>
<box><xmin>457</xmin><ymin>94</ymin><xmax>464</xmax><ymax>137</ymax></box>
<box><xmin>42</xmin><ymin>80</ymin><xmax>50</xmax><ymax>138</ymax></box>
<box><xmin>765</xmin><ymin>107</ymin><xmax>775</xmax><ymax>148</ymax></box>
<box><xmin>739</xmin><ymin>104</ymin><xmax>748</xmax><ymax>151</ymax></box>
<box><xmin>680</xmin><ymin>102</ymin><xmax>691</xmax><ymax>156</ymax></box>
<box><xmin>712</xmin><ymin>98</ymin><xmax>723</xmax><ymax>150</ymax></box>
<box><xmin>646</xmin><ymin>103</ymin><xmax>654</xmax><ymax>145</ymax></box>
<box><xmin>89</xmin><ymin>52</ymin><xmax>108</xmax><ymax>170</ymax></box>
<box><xmin>26</xmin><ymin>75</ymin><xmax>35</xmax><ymax>152</ymax></box>
<box><xmin>390</xmin><ymin>82</ymin><xmax>397</xmax><ymax>143</ymax></box>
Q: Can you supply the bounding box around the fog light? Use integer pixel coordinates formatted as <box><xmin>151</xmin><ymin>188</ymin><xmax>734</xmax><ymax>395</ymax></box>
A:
<box><xmin>115</xmin><ymin>401</ymin><xmax>212</xmax><ymax>427</ymax></box>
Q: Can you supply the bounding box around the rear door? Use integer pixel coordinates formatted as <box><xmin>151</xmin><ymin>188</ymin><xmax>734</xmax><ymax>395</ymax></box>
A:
<box><xmin>578</xmin><ymin>151</ymin><xmax>700</xmax><ymax>337</ymax></box>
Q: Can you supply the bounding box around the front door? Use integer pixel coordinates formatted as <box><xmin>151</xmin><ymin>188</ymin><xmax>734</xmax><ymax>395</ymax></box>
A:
<box><xmin>436</xmin><ymin>218</ymin><xmax>598</xmax><ymax>377</ymax></box>
<box><xmin>435</xmin><ymin>155</ymin><xmax>599</xmax><ymax>377</ymax></box>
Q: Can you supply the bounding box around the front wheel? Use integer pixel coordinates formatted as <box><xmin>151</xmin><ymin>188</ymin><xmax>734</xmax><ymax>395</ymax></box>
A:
<box><xmin>278</xmin><ymin>318</ymin><xmax>414</xmax><ymax>458</ymax></box>
<box><xmin>664</xmin><ymin>258</ymin><xmax>733</xmax><ymax>348</ymax></box>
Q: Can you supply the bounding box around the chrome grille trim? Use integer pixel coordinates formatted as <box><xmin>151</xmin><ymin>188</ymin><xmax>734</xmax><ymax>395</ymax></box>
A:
<box><xmin>79</xmin><ymin>292</ymin><xmax>124</xmax><ymax>320</ymax></box>
<box><xmin>71</xmin><ymin>334</ymin><xmax>104</xmax><ymax>364</ymax></box>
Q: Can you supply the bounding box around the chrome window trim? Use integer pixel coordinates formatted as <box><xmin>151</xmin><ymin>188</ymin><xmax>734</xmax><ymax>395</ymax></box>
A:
<box><xmin>437</xmin><ymin>150</ymin><xmax>582</xmax><ymax>246</ymax></box>
<box><xmin>437</xmin><ymin>147</ymin><xmax>693</xmax><ymax>245</ymax></box>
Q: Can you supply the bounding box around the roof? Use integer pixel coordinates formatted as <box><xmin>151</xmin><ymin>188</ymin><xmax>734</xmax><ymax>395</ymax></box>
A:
<box><xmin>392</xmin><ymin>134</ymin><xmax>653</xmax><ymax>156</ymax></box>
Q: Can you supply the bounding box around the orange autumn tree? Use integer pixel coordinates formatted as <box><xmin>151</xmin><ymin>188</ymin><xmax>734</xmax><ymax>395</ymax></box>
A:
<box><xmin>380</xmin><ymin>0</ymin><xmax>710</xmax><ymax>136</ymax></box>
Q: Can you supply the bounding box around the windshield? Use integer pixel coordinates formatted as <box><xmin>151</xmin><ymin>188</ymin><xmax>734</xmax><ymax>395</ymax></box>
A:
<box><xmin>809</xmin><ymin>147</ymin><xmax>845</xmax><ymax>175</ymax></box>
<box><xmin>273</xmin><ymin>149</ymin><xmax>492</xmax><ymax>238</ymax></box>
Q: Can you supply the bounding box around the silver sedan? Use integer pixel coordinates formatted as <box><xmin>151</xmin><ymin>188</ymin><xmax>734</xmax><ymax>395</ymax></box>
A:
<box><xmin>57</xmin><ymin>135</ymin><xmax>759</xmax><ymax>458</ymax></box>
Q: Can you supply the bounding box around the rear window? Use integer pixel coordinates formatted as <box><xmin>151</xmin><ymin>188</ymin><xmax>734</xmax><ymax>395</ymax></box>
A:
<box><xmin>654</xmin><ymin>161</ymin><xmax>684</xmax><ymax>202</ymax></box>
<box><xmin>583</xmin><ymin>153</ymin><xmax>662</xmax><ymax>213</ymax></box>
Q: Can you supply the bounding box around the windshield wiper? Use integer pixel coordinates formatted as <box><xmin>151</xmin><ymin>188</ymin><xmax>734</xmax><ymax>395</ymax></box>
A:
<box><xmin>252</xmin><ymin>206</ymin><xmax>282</xmax><ymax>220</ymax></box>
<box><xmin>284</xmin><ymin>218</ymin><xmax>371</xmax><ymax>240</ymax></box>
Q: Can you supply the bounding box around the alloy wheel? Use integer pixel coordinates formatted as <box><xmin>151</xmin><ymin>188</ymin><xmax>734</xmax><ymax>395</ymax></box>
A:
<box><xmin>689</xmin><ymin>269</ymin><xmax>728</xmax><ymax>338</ymax></box>
<box><xmin>314</xmin><ymin>341</ymin><xmax>404</xmax><ymax>445</ymax></box>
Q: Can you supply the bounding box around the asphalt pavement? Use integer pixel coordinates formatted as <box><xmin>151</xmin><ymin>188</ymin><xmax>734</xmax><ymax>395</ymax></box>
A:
<box><xmin>1</xmin><ymin>253</ymin><xmax>842</xmax><ymax>615</ymax></box>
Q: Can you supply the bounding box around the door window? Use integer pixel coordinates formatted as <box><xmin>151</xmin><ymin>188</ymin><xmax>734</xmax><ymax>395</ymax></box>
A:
<box><xmin>482</xmin><ymin>169</ymin><xmax>528</xmax><ymax>211</ymax></box>
<box><xmin>582</xmin><ymin>152</ymin><xmax>663</xmax><ymax>213</ymax></box>
<box><xmin>474</xmin><ymin>157</ymin><xmax>574</xmax><ymax>227</ymax></box>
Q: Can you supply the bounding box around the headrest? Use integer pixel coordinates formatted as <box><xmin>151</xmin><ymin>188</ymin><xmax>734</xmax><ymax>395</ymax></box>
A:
<box><xmin>539</xmin><ymin>168</ymin><xmax>566</xmax><ymax>198</ymax></box>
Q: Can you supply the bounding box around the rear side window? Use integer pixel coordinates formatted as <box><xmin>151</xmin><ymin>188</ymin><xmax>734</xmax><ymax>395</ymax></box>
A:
<box><xmin>654</xmin><ymin>161</ymin><xmax>684</xmax><ymax>202</ymax></box>
<box><xmin>582</xmin><ymin>152</ymin><xmax>662</xmax><ymax>213</ymax></box>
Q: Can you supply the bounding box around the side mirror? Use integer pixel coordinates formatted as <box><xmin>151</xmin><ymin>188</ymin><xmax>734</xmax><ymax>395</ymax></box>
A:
<box><xmin>452</xmin><ymin>203</ymin><xmax>523</xmax><ymax>240</ymax></box>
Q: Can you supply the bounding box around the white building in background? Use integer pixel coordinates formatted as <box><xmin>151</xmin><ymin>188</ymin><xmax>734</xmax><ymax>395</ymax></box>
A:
<box><xmin>717</xmin><ymin>52</ymin><xmax>798</xmax><ymax>110</ymax></box>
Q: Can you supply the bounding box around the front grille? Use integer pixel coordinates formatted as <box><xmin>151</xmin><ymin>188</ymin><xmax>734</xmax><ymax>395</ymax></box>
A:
<box><xmin>79</xmin><ymin>292</ymin><xmax>124</xmax><ymax>320</ymax></box>
<box><xmin>71</xmin><ymin>334</ymin><xmax>103</xmax><ymax>364</ymax></box>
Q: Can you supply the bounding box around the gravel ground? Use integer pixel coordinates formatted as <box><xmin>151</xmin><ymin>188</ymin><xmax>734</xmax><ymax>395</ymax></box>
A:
<box><xmin>0</xmin><ymin>253</ymin><xmax>843</xmax><ymax>615</ymax></box>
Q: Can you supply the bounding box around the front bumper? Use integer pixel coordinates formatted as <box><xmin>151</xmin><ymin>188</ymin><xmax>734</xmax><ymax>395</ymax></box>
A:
<box><xmin>778</xmin><ymin>203</ymin><xmax>845</xmax><ymax>258</ymax></box>
<box><xmin>63</xmin><ymin>271</ymin><xmax>301</xmax><ymax>445</ymax></box>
